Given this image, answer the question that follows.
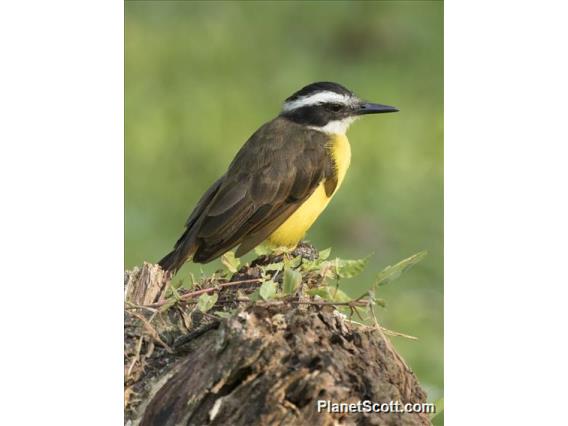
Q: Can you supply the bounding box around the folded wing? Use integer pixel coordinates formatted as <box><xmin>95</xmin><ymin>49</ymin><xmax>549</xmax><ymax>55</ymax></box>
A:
<box><xmin>159</xmin><ymin>117</ymin><xmax>335</xmax><ymax>271</ymax></box>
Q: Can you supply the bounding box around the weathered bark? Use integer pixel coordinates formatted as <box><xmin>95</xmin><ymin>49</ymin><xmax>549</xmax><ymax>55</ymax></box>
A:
<box><xmin>125</xmin><ymin>262</ymin><xmax>430</xmax><ymax>426</ymax></box>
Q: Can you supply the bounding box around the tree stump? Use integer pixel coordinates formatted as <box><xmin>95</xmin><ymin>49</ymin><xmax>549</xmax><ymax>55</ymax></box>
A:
<box><xmin>124</xmin><ymin>262</ymin><xmax>431</xmax><ymax>426</ymax></box>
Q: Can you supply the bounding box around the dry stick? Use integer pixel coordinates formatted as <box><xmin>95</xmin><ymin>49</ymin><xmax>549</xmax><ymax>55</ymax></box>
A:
<box><xmin>145</xmin><ymin>278</ymin><xmax>263</xmax><ymax>308</ymax></box>
<box><xmin>292</xmin><ymin>300</ymin><xmax>369</xmax><ymax>307</ymax></box>
<box><xmin>126</xmin><ymin>336</ymin><xmax>145</xmax><ymax>378</ymax></box>
<box><xmin>350</xmin><ymin>304</ymin><xmax>368</xmax><ymax>323</ymax></box>
<box><xmin>228</xmin><ymin>298</ymin><xmax>369</xmax><ymax>308</ymax></box>
<box><xmin>131</xmin><ymin>272</ymin><xmax>370</xmax><ymax>316</ymax></box>
<box><xmin>128</xmin><ymin>310</ymin><xmax>174</xmax><ymax>353</ymax></box>
<box><xmin>125</xmin><ymin>300</ymin><xmax>158</xmax><ymax>314</ymax></box>
<box><xmin>369</xmin><ymin>304</ymin><xmax>416</xmax><ymax>372</ymax></box>
<box><xmin>381</xmin><ymin>327</ymin><xmax>418</xmax><ymax>340</ymax></box>
<box><xmin>313</xmin><ymin>300</ymin><xmax>417</xmax><ymax>340</ymax></box>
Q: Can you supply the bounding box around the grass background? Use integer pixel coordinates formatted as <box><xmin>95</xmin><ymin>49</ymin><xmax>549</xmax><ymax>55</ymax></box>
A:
<box><xmin>125</xmin><ymin>0</ymin><xmax>443</xmax><ymax>401</ymax></box>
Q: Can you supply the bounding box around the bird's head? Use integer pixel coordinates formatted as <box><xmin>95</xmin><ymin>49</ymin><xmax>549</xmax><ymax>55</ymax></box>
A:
<box><xmin>280</xmin><ymin>81</ymin><xmax>398</xmax><ymax>134</ymax></box>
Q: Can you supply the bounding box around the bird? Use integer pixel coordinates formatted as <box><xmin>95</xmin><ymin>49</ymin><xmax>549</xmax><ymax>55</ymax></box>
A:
<box><xmin>159</xmin><ymin>81</ymin><xmax>398</xmax><ymax>273</ymax></box>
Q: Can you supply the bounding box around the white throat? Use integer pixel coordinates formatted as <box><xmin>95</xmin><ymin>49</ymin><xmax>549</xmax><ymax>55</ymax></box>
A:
<box><xmin>308</xmin><ymin>116</ymin><xmax>358</xmax><ymax>135</ymax></box>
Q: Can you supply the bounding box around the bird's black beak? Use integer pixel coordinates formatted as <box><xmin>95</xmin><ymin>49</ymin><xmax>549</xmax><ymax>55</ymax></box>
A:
<box><xmin>357</xmin><ymin>102</ymin><xmax>399</xmax><ymax>115</ymax></box>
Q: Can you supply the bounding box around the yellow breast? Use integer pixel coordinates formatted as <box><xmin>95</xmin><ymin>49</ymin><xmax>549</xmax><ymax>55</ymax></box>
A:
<box><xmin>267</xmin><ymin>134</ymin><xmax>351</xmax><ymax>247</ymax></box>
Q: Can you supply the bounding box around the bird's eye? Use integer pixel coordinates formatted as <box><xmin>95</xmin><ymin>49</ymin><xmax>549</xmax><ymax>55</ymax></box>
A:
<box><xmin>329</xmin><ymin>104</ymin><xmax>342</xmax><ymax>112</ymax></box>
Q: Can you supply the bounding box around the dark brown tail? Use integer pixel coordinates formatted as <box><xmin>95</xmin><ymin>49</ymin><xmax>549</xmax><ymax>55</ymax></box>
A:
<box><xmin>158</xmin><ymin>250</ymin><xmax>185</xmax><ymax>273</ymax></box>
<box><xmin>158</xmin><ymin>228</ymin><xmax>197</xmax><ymax>273</ymax></box>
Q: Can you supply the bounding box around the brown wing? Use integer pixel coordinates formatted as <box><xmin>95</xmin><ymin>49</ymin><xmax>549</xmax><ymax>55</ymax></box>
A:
<box><xmin>159</xmin><ymin>116</ymin><xmax>336</xmax><ymax>271</ymax></box>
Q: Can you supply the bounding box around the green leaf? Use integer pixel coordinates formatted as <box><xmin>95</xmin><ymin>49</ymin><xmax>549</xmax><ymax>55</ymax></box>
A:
<box><xmin>197</xmin><ymin>292</ymin><xmax>218</xmax><ymax>313</ymax></box>
<box><xmin>284</xmin><ymin>255</ymin><xmax>302</xmax><ymax>269</ymax></box>
<box><xmin>261</xmin><ymin>262</ymin><xmax>284</xmax><ymax>272</ymax></box>
<box><xmin>374</xmin><ymin>251</ymin><xmax>427</xmax><ymax>288</ymax></box>
<box><xmin>158</xmin><ymin>298</ymin><xmax>177</xmax><ymax>313</ymax></box>
<box><xmin>254</xmin><ymin>244</ymin><xmax>272</xmax><ymax>256</ymax></box>
<box><xmin>164</xmin><ymin>279</ymin><xmax>185</xmax><ymax>299</ymax></box>
<box><xmin>221</xmin><ymin>251</ymin><xmax>240</xmax><ymax>273</ymax></box>
<box><xmin>299</xmin><ymin>248</ymin><xmax>331</xmax><ymax>273</ymax></box>
<box><xmin>318</xmin><ymin>247</ymin><xmax>331</xmax><ymax>261</ymax></box>
<box><xmin>334</xmin><ymin>255</ymin><xmax>371</xmax><ymax>279</ymax></box>
<box><xmin>169</xmin><ymin>282</ymin><xmax>181</xmax><ymax>300</ymax></box>
<box><xmin>248</xmin><ymin>288</ymin><xmax>261</xmax><ymax>302</ymax></box>
<box><xmin>215</xmin><ymin>310</ymin><xmax>234</xmax><ymax>319</ymax></box>
<box><xmin>299</xmin><ymin>259</ymin><xmax>319</xmax><ymax>272</ymax></box>
<box><xmin>283</xmin><ymin>267</ymin><xmax>302</xmax><ymax>295</ymax></box>
<box><xmin>307</xmin><ymin>286</ymin><xmax>351</xmax><ymax>303</ymax></box>
<box><xmin>180</xmin><ymin>273</ymin><xmax>196</xmax><ymax>290</ymax></box>
<box><xmin>259</xmin><ymin>280</ymin><xmax>277</xmax><ymax>301</ymax></box>
<box><xmin>373</xmin><ymin>298</ymin><xmax>386</xmax><ymax>308</ymax></box>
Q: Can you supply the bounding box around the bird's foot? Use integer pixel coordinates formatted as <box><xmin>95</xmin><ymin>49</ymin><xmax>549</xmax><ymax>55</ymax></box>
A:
<box><xmin>290</xmin><ymin>241</ymin><xmax>319</xmax><ymax>261</ymax></box>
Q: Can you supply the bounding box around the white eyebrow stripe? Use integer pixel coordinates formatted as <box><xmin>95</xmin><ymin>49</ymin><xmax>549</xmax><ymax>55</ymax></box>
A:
<box><xmin>282</xmin><ymin>91</ymin><xmax>351</xmax><ymax>111</ymax></box>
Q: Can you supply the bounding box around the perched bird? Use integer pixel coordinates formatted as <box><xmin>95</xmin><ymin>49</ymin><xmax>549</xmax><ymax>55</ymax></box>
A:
<box><xmin>159</xmin><ymin>82</ymin><xmax>398</xmax><ymax>272</ymax></box>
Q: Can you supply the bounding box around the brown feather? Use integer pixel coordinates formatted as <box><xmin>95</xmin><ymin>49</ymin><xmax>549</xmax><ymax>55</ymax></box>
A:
<box><xmin>159</xmin><ymin>116</ymin><xmax>337</xmax><ymax>270</ymax></box>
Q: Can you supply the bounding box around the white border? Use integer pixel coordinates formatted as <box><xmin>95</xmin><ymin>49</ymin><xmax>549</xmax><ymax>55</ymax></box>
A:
<box><xmin>1</xmin><ymin>1</ymin><xmax>567</xmax><ymax>424</ymax></box>
<box><xmin>0</xmin><ymin>1</ymin><xmax>124</xmax><ymax>423</ymax></box>
<box><xmin>446</xmin><ymin>0</ymin><xmax>568</xmax><ymax>424</ymax></box>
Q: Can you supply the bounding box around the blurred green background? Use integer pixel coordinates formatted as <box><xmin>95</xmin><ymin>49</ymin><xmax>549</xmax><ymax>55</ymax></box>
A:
<box><xmin>125</xmin><ymin>0</ymin><xmax>443</xmax><ymax>401</ymax></box>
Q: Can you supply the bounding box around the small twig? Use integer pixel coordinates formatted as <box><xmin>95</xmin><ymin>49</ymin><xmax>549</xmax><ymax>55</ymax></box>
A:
<box><xmin>368</xmin><ymin>304</ymin><xmax>413</xmax><ymax>370</ymax></box>
<box><xmin>351</xmin><ymin>305</ymin><xmax>367</xmax><ymax>322</ymax></box>
<box><xmin>353</xmin><ymin>291</ymin><xmax>371</xmax><ymax>303</ymax></box>
<box><xmin>173</xmin><ymin>320</ymin><xmax>221</xmax><ymax>349</ymax></box>
<box><xmin>128</xmin><ymin>310</ymin><xmax>173</xmax><ymax>353</ymax></box>
<box><xmin>125</xmin><ymin>300</ymin><xmax>159</xmax><ymax>314</ymax></box>
<box><xmin>126</xmin><ymin>336</ymin><xmax>144</xmax><ymax>378</ymax></box>
<box><xmin>144</xmin><ymin>278</ymin><xmax>263</xmax><ymax>308</ymax></box>
<box><xmin>292</xmin><ymin>300</ymin><xmax>369</xmax><ymax>307</ymax></box>
<box><xmin>226</xmin><ymin>298</ymin><xmax>369</xmax><ymax>308</ymax></box>
<box><xmin>380</xmin><ymin>327</ymin><xmax>418</xmax><ymax>340</ymax></box>
<box><xmin>157</xmin><ymin>271</ymin><xmax>173</xmax><ymax>302</ymax></box>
